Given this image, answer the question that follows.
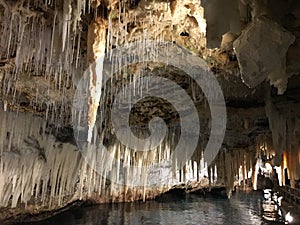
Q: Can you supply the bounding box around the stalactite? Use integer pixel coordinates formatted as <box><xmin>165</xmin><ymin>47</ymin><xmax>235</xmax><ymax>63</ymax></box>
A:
<box><xmin>241</xmin><ymin>157</ymin><xmax>246</xmax><ymax>190</ymax></box>
<box><xmin>86</xmin><ymin>16</ymin><xmax>107</xmax><ymax>142</ymax></box>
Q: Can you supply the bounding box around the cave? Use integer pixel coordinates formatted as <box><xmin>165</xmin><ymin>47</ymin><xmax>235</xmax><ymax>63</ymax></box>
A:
<box><xmin>0</xmin><ymin>0</ymin><xmax>299</xmax><ymax>224</ymax></box>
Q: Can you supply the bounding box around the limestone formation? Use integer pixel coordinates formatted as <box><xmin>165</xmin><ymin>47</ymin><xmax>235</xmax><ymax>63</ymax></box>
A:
<box><xmin>233</xmin><ymin>17</ymin><xmax>295</xmax><ymax>94</ymax></box>
<box><xmin>0</xmin><ymin>0</ymin><xmax>299</xmax><ymax>222</ymax></box>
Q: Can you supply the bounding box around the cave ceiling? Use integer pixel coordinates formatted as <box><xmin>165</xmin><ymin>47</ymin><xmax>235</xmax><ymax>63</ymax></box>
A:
<box><xmin>0</xmin><ymin>0</ymin><xmax>299</xmax><ymax>152</ymax></box>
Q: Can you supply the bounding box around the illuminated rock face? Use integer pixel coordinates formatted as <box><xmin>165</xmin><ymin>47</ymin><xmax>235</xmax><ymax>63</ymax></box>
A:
<box><xmin>0</xmin><ymin>0</ymin><xmax>300</xmax><ymax>222</ymax></box>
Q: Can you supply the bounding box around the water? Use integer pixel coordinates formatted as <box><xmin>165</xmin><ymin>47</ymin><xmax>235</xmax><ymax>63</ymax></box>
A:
<box><xmin>16</xmin><ymin>191</ymin><xmax>290</xmax><ymax>225</ymax></box>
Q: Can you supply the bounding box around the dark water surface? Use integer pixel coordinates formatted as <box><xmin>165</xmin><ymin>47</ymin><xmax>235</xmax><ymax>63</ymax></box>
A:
<box><xmin>18</xmin><ymin>191</ymin><xmax>292</xmax><ymax>225</ymax></box>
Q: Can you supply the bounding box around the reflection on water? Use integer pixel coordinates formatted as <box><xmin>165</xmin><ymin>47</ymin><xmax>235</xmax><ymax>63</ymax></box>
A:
<box><xmin>262</xmin><ymin>189</ymin><xmax>284</xmax><ymax>223</ymax></box>
<box><xmin>17</xmin><ymin>191</ymin><xmax>289</xmax><ymax>225</ymax></box>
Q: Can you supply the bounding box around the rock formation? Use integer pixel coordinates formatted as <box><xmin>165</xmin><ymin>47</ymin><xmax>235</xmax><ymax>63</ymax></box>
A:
<box><xmin>0</xmin><ymin>0</ymin><xmax>299</xmax><ymax>222</ymax></box>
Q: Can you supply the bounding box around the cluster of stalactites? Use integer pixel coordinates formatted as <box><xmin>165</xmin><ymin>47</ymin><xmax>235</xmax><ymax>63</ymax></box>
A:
<box><xmin>210</xmin><ymin>147</ymin><xmax>257</xmax><ymax>197</ymax></box>
<box><xmin>255</xmin><ymin>134</ymin><xmax>276</xmax><ymax>160</ymax></box>
<box><xmin>0</xmin><ymin>0</ymin><xmax>88</xmax><ymax>126</ymax></box>
<box><xmin>265</xmin><ymin>97</ymin><xmax>300</xmax><ymax>188</ymax></box>
<box><xmin>0</xmin><ymin>0</ymin><xmax>86</xmax><ymax>76</ymax></box>
<box><xmin>0</xmin><ymin>109</ymin><xmax>82</xmax><ymax>208</ymax></box>
<box><xmin>0</xmin><ymin>0</ymin><xmax>205</xmax><ymax>126</ymax></box>
<box><xmin>0</xmin><ymin>105</ymin><xmax>222</xmax><ymax>210</ymax></box>
<box><xmin>0</xmin><ymin>109</ymin><xmax>176</xmax><ymax>209</ymax></box>
<box><xmin>173</xmin><ymin>146</ymin><xmax>259</xmax><ymax>198</ymax></box>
